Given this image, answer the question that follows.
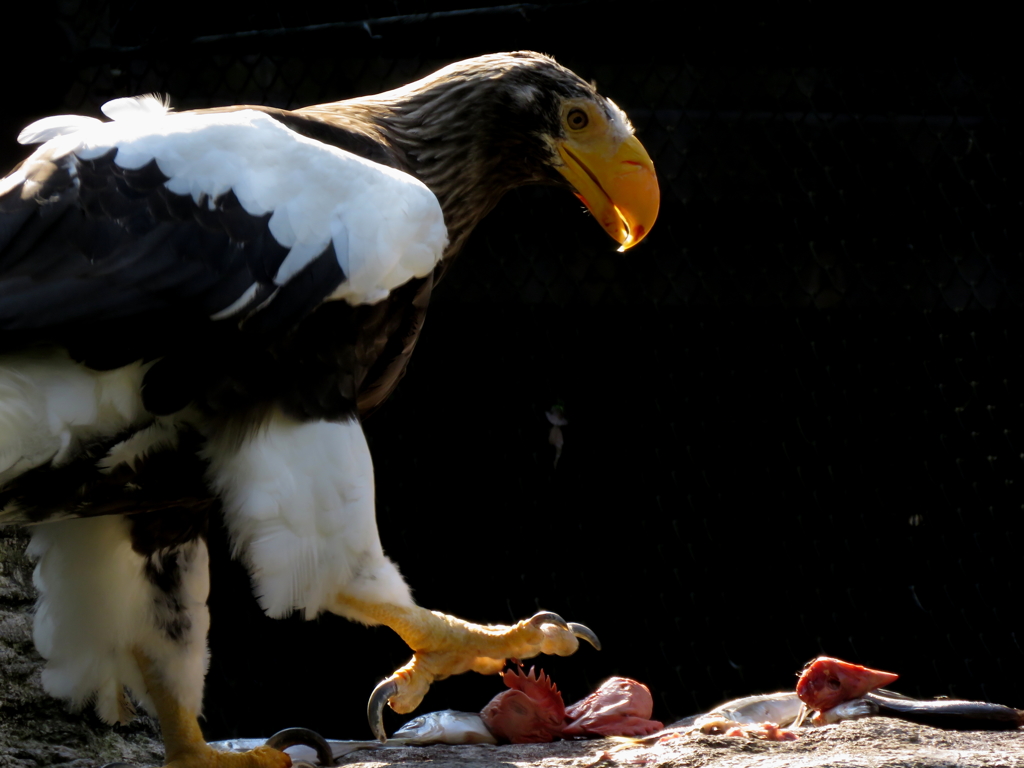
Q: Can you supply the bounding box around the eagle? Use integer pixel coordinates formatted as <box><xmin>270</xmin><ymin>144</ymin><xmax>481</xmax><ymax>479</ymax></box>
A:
<box><xmin>0</xmin><ymin>52</ymin><xmax>658</xmax><ymax>767</ymax></box>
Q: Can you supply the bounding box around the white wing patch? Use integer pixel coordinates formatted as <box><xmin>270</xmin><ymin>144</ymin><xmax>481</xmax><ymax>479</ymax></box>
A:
<box><xmin>16</xmin><ymin>97</ymin><xmax>448</xmax><ymax>309</ymax></box>
<box><xmin>209</xmin><ymin>282</ymin><xmax>261</xmax><ymax>321</ymax></box>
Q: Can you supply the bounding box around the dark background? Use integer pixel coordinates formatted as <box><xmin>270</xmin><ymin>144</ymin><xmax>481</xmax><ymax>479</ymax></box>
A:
<box><xmin>3</xmin><ymin>0</ymin><xmax>1021</xmax><ymax>741</ymax></box>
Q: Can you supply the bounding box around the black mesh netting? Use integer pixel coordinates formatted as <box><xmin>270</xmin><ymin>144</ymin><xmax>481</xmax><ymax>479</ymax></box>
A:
<box><xmin>2</xmin><ymin>0</ymin><xmax>1021</xmax><ymax>740</ymax></box>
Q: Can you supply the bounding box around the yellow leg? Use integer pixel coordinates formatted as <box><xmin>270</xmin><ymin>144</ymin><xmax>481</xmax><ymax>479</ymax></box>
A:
<box><xmin>133</xmin><ymin>649</ymin><xmax>292</xmax><ymax>768</ymax></box>
<box><xmin>334</xmin><ymin>596</ymin><xmax>600</xmax><ymax>740</ymax></box>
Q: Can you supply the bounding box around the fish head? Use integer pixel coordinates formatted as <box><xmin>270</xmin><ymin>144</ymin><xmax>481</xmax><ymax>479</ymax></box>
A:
<box><xmin>796</xmin><ymin>656</ymin><xmax>899</xmax><ymax>711</ymax></box>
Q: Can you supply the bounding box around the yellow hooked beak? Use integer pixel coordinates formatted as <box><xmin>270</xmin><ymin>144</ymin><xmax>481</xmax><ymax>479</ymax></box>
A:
<box><xmin>556</xmin><ymin>133</ymin><xmax>659</xmax><ymax>251</ymax></box>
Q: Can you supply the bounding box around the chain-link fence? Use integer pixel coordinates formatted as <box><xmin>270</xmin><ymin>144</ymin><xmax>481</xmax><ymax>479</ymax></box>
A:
<box><xmin>2</xmin><ymin>0</ymin><xmax>1021</xmax><ymax>740</ymax></box>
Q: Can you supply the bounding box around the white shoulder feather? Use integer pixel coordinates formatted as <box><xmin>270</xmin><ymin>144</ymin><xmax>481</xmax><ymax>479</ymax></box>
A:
<box><xmin>100</xmin><ymin>94</ymin><xmax>172</xmax><ymax>121</ymax></box>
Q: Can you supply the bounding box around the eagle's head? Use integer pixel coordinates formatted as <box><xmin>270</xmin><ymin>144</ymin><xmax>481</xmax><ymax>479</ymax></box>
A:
<box><xmin>348</xmin><ymin>51</ymin><xmax>660</xmax><ymax>255</ymax></box>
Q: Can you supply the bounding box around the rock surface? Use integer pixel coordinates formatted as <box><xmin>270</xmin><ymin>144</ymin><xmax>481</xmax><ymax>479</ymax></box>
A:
<box><xmin>3</xmin><ymin>527</ymin><xmax>1023</xmax><ymax>767</ymax></box>
<box><xmin>327</xmin><ymin>720</ymin><xmax>1024</xmax><ymax>767</ymax></box>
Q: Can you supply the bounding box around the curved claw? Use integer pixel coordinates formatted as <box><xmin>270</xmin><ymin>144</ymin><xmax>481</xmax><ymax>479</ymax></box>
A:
<box><xmin>368</xmin><ymin>677</ymin><xmax>400</xmax><ymax>743</ymax></box>
<box><xmin>266</xmin><ymin>727</ymin><xmax>335</xmax><ymax>767</ymax></box>
<box><xmin>529</xmin><ymin>611</ymin><xmax>570</xmax><ymax>631</ymax></box>
<box><xmin>569</xmin><ymin>622</ymin><xmax>602</xmax><ymax>651</ymax></box>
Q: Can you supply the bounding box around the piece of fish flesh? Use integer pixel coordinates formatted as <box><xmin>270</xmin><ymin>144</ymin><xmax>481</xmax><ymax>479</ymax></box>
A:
<box><xmin>796</xmin><ymin>656</ymin><xmax>900</xmax><ymax>712</ymax></box>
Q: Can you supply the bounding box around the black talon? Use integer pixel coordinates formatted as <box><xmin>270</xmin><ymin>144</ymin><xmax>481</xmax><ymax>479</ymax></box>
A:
<box><xmin>569</xmin><ymin>621</ymin><xmax>602</xmax><ymax>651</ymax></box>
<box><xmin>266</xmin><ymin>727</ymin><xmax>335</xmax><ymax>767</ymax></box>
<box><xmin>529</xmin><ymin>611</ymin><xmax>570</xmax><ymax>630</ymax></box>
<box><xmin>367</xmin><ymin>677</ymin><xmax>400</xmax><ymax>743</ymax></box>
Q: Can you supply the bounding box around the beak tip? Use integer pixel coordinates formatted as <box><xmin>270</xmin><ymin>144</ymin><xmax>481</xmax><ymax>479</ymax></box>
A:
<box><xmin>616</xmin><ymin>223</ymin><xmax>650</xmax><ymax>252</ymax></box>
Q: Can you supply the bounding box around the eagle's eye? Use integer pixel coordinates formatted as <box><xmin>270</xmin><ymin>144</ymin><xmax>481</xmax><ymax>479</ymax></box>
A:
<box><xmin>566</xmin><ymin>108</ymin><xmax>588</xmax><ymax>130</ymax></box>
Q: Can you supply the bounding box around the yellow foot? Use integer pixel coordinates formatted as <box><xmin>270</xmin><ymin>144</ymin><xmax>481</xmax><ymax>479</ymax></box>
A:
<box><xmin>333</xmin><ymin>598</ymin><xmax>600</xmax><ymax>741</ymax></box>
<box><xmin>131</xmin><ymin>648</ymin><xmax>292</xmax><ymax>768</ymax></box>
<box><xmin>158</xmin><ymin>744</ymin><xmax>291</xmax><ymax>768</ymax></box>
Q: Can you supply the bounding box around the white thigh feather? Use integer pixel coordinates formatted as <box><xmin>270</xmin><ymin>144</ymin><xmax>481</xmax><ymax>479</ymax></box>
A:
<box><xmin>205</xmin><ymin>409</ymin><xmax>413</xmax><ymax>620</ymax></box>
